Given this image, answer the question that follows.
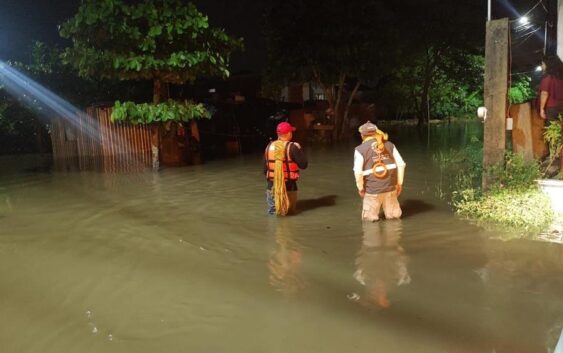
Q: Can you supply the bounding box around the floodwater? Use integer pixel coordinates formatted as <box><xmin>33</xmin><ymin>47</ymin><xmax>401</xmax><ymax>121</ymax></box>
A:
<box><xmin>1</xmin><ymin>122</ymin><xmax>563</xmax><ymax>353</ymax></box>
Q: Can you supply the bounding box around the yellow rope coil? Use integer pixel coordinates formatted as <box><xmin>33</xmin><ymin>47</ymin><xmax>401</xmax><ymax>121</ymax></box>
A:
<box><xmin>273</xmin><ymin>141</ymin><xmax>290</xmax><ymax>216</ymax></box>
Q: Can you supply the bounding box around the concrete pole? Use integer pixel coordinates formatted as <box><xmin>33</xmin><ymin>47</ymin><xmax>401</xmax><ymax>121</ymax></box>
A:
<box><xmin>483</xmin><ymin>18</ymin><xmax>509</xmax><ymax>190</ymax></box>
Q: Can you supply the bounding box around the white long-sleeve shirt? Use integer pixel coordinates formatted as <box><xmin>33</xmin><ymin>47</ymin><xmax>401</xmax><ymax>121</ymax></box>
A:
<box><xmin>353</xmin><ymin>147</ymin><xmax>406</xmax><ymax>192</ymax></box>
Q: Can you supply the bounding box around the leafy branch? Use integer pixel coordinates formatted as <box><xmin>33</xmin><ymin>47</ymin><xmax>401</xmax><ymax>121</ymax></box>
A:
<box><xmin>111</xmin><ymin>100</ymin><xmax>211</xmax><ymax>124</ymax></box>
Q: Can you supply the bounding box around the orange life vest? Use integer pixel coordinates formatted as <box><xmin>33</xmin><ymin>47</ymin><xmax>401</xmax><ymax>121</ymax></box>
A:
<box><xmin>265</xmin><ymin>141</ymin><xmax>300</xmax><ymax>181</ymax></box>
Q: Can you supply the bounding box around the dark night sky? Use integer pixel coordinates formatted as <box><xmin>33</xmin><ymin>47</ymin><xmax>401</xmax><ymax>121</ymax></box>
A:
<box><xmin>0</xmin><ymin>0</ymin><xmax>78</xmax><ymax>62</ymax></box>
<box><xmin>0</xmin><ymin>0</ymin><xmax>553</xmax><ymax>74</ymax></box>
<box><xmin>493</xmin><ymin>0</ymin><xmax>556</xmax><ymax>75</ymax></box>
<box><xmin>0</xmin><ymin>0</ymin><xmax>271</xmax><ymax>71</ymax></box>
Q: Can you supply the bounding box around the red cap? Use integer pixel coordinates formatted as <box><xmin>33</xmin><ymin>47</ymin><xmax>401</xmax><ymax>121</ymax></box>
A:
<box><xmin>276</xmin><ymin>122</ymin><xmax>296</xmax><ymax>134</ymax></box>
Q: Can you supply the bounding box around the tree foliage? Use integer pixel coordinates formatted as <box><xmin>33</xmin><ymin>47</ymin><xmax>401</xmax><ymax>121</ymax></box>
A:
<box><xmin>509</xmin><ymin>75</ymin><xmax>534</xmax><ymax>104</ymax></box>
<box><xmin>111</xmin><ymin>100</ymin><xmax>210</xmax><ymax>124</ymax></box>
<box><xmin>385</xmin><ymin>0</ymin><xmax>485</xmax><ymax>123</ymax></box>
<box><xmin>436</xmin><ymin>141</ymin><xmax>554</xmax><ymax>232</ymax></box>
<box><xmin>60</xmin><ymin>0</ymin><xmax>242</xmax><ymax>128</ymax></box>
<box><xmin>264</xmin><ymin>0</ymin><xmax>395</xmax><ymax>139</ymax></box>
<box><xmin>386</xmin><ymin>53</ymin><xmax>485</xmax><ymax>119</ymax></box>
<box><xmin>265</xmin><ymin>0</ymin><xmax>486</xmax><ymax>127</ymax></box>
<box><xmin>543</xmin><ymin>119</ymin><xmax>562</xmax><ymax>175</ymax></box>
<box><xmin>60</xmin><ymin>0</ymin><xmax>243</xmax><ymax>85</ymax></box>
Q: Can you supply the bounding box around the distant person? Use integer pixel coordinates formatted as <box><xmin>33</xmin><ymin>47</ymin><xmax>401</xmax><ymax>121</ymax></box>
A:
<box><xmin>264</xmin><ymin>122</ymin><xmax>308</xmax><ymax>216</ymax></box>
<box><xmin>539</xmin><ymin>55</ymin><xmax>563</xmax><ymax>124</ymax></box>
<box><xmin>353</xmin><ymin>121</ymin><xmax>406</xmax><ymax>221</ymax></box>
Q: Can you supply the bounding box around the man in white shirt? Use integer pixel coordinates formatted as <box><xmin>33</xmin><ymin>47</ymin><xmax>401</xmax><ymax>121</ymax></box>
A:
<box><xmin>353</xmin><ymin>121</ymin><xmax>406</xmax><ymax>221</ymax></box>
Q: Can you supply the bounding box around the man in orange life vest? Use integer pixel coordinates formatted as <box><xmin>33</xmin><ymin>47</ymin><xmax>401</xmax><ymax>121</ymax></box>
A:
<box><xmin>353</xmin><ymin>121</ymin><xmax>406</xmax><ymax>221</ymax></box>
<box><xmin>264</xmin><ymin>122</ymin><xmax>308</xmax><ymax>215</ymax></box>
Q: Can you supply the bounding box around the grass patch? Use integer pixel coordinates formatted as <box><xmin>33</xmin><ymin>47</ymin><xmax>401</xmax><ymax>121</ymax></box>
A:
<box><xmin>435</xmin><ymin>139</ymin><xmax>554</xmax><ymax>232</ymax></box>
<box><xmin>455</xmin><ymin>188</ymin><xmax>553</xmax><ymax>231</ymax></box>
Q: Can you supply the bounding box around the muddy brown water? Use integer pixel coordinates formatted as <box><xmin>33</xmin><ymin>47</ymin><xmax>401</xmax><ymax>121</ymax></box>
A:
<box><xmin>1</xmin><ymin>122</ymin><xmax>562</xmax><ymax>353</ymax></box>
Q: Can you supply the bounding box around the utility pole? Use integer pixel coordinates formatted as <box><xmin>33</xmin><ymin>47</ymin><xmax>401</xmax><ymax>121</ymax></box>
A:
<box><xmin>483</xmin><ymin>18</ymin><xmax>509</xmax><ymax>190</ymax></box>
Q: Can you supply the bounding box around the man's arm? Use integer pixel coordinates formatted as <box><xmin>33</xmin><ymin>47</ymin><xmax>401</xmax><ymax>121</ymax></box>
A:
<box><xmin>289</xmin><ymin>143</ymin><xmax>308</xmax><ymax>169</ymax></box>
<box><xmin>263</xmin><ymin>145</ymin><xmax>269</xmax><ymax>175</ymax></box>
<box><xmin>393</xmin><ymin>146</ymin><xmax>406</xmax><ymax>195</ymax></box>
<box><xmin>353</xmin><ymin>150</ymin><xmax>365</xmax><ymax>197</ymax></box>
<box><xmin>540</xmin><ymin>92</ymin><xmax>549</xmax><ymax>119</ymax></box>
<box><xmin>539</xmin><ymin>76</ymin><xmax>550</xmax><ymax>119</ymax></box>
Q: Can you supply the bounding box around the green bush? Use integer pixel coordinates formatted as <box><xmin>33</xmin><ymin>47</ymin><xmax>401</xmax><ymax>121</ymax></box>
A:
<box><xmin>509</xmin><ymin>75</ymin><xmax>534</xmax><ymax>104</ymax></box>
<box><xmin>544</xmin><ymin>119</ymin><xmax>562</xmax><ymax>160</ymax></box>
<box><xmin>111</xmin><ymin>100</ymin><xmax>211</xmax><ymax>124</ymax></box>
<box><xmin>434</xmin><ymin>136</ymin><xmax>482</xmax><ymax>192</ymax></box>
<box><xmin>456</xmin><ymin>188</ymin><xmax>554</xmax><ymax>231</ymax></box>
<box><xmin>486</xmin><ymin>152</ymin><xmax>542</xmax><ymax>191</ymax></box>
<box><xmin>436</xmin><ymin>144</ymin><xmax>554</xmax><ymax>231</ymax></box>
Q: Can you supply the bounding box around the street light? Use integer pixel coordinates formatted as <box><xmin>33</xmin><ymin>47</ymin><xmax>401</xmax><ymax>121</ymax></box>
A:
<box><xmin>518</xmin><ymin>16</ymin><xmax>529</xmax><ymax>25</ymax></box>
<box><xmin>487</xmin><ymin>0</ymin><xmax>491</xmax><ymax>21</ymax></box>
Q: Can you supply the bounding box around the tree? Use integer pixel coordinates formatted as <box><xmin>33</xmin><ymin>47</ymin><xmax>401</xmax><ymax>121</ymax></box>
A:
<box><xmin>60</xmin><ymin>0</ymin><xmax>242</xmax><ymax>166</ymax></box>
<box><xmin>0</xmin><ymin>41</ymin><xmax>150</xmax><ymax>155</ymax></box>
<box><xmin>385</xmin><ymin>52</ymin><xmax>484</xmax><ymax>120</ymax></box>
<box><xmin>0</xmin><ymin>42</ymin><xmax>81</xmax><ymax>155</ymax></box>
<box><xmin>389</xmin><ymin>0</ymin><xmax>484</xmax><ymax>125</ymax></box>
<box><xmin>264</xmin><ymin>0</ymin><xmax>396</xmax><ymax>140</ymax></box>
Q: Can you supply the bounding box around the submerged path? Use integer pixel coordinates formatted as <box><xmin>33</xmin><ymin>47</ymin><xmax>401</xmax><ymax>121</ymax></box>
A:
<box><xmin>1</xmin><ymin>123</ymin><xmax>562</xmax><ymax>353</ymax></box>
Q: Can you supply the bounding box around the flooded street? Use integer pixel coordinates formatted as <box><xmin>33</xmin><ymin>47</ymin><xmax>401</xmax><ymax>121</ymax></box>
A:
<box><xmin>1</xmin><ymin>123</ymin><xmax>563</xmax><ymax>353</ymax></box>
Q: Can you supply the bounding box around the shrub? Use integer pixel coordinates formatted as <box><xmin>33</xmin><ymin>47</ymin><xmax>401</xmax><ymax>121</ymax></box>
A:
<box><xmin>486</xmin><ymin>152</ymin><xmax>542</xmax><ymax>191</ymax></box>
<box><xmin>436</xmin><ymin>143</ymin><xmax>554</xmax><ymax>231</ymax></box>
<box><xmin>456</xmin><ymin>188</ymin><xmax>554</xmax><ymax>231</ymax></box>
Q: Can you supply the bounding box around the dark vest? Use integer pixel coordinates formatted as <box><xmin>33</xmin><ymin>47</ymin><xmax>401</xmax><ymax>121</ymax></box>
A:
<box><xmin>356</xmin><ymin>140</ymin><xmax>397</xmax><ymax>195</ymax></box>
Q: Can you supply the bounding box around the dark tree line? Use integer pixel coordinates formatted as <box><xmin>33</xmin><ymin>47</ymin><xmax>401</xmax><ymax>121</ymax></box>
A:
<box><xmin>263</xmin><ymin>0</ymin><xmax>487</xmax><ymax>134</ymax></box>
<box><xmin>0</xmin><ymin>0</ymin><xmax>489</xmax><ymax>153</ymax></box>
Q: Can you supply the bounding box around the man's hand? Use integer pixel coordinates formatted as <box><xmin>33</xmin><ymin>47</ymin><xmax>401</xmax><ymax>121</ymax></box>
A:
<box><xmin>540</xmin><ymin>109</ymin><xmax>546</xmax><ymax>120</ymax></box>
<box><xmin>396</xmin><ymin>184</ymin><xmax>402</xmax><ymax>196</ymax></box>
<box><xmin>358</xmin><ymin>189</ymin><xmax>365</xmax><ymax>198</ymax></box>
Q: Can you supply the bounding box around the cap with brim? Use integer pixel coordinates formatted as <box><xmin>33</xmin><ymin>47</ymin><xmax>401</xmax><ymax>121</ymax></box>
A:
<box><xmin>359</xmin><ymin>121</ymin><xmax>388</xmax><ymax>140</ymax></box>
<box><xmin>277</xmin><ymin>122</ymin><xmax>296</xmax><ymax>134</ymax></box>
<box><xmin>358</xmin><ymin>121</ymin><xmax>379</xmax><ymax>134</ymax></box>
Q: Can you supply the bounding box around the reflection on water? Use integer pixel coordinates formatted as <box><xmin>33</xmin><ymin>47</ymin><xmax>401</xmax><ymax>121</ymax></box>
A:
<box><xmin>352</xmin><ymin>221</ymin><xmax>409</xmax><ymax>309</ymax></box>
<box><xmin>480</xmin><ymin>239</ymin><xmax>563</xmax><ymax>352</ymax></box>
<box><xmin>268</xmin><ymin>219</ymin><xmax>305</xmax><ymax>296</ymax></box>
<box><xmin>1</xmin><ymin>123</ymin><xmax>563</xmax><ymax>353</ymax></box>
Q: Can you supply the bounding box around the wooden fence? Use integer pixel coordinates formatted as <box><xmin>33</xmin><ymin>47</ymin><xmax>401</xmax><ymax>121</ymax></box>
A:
<box><xmin>51</xmin><ymin>107</ymin><xmax>152</xmax><ymax>172</ymax></box>
<box><xmin>509</xmin><ymin>102</ymin><xmax>562</xmax><ymax>175</ymax></box>
<box><xmin>509</xmin><ymin>102</ymin><xmax>548</xmax><ymax>161</ymax></box>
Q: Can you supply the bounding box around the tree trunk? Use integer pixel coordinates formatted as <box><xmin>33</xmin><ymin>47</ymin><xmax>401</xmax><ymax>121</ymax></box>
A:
<box><xmin>150</xmin><ymin>79</ymin><xmax>163</xmax><ymax>169</ymax></box>
<box><xmin>189</xmin><ymin>120</ymin><xmax>202</xmax><ymax>165</ymax></box>
<box><xmin>418</xmin><ymin>47</ymin><xmax>441</xmax><ymax>127</ymax></box>
<box><xmin>332</xmin><ymin>74</ymin><xmax>346</xmax><ymax>140</ymax></box>
<box><xmin>340</xmin><ymin>80</ymin><xmax>361</xmax><ymax>140</ymax></box>
<box><xmin>312</xmin><ymin>67</ymin><xmax>339</xmax><ymax>142</ymax></box>
<box><xmin>418</xmin><ymin>60</ymin><xmax>433</xmax><ymax>127</ymax></box>
<box><xmin>150</xmin><ymin>78</ymin><xmax>170</xmax><ymax>170</ymax></box>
